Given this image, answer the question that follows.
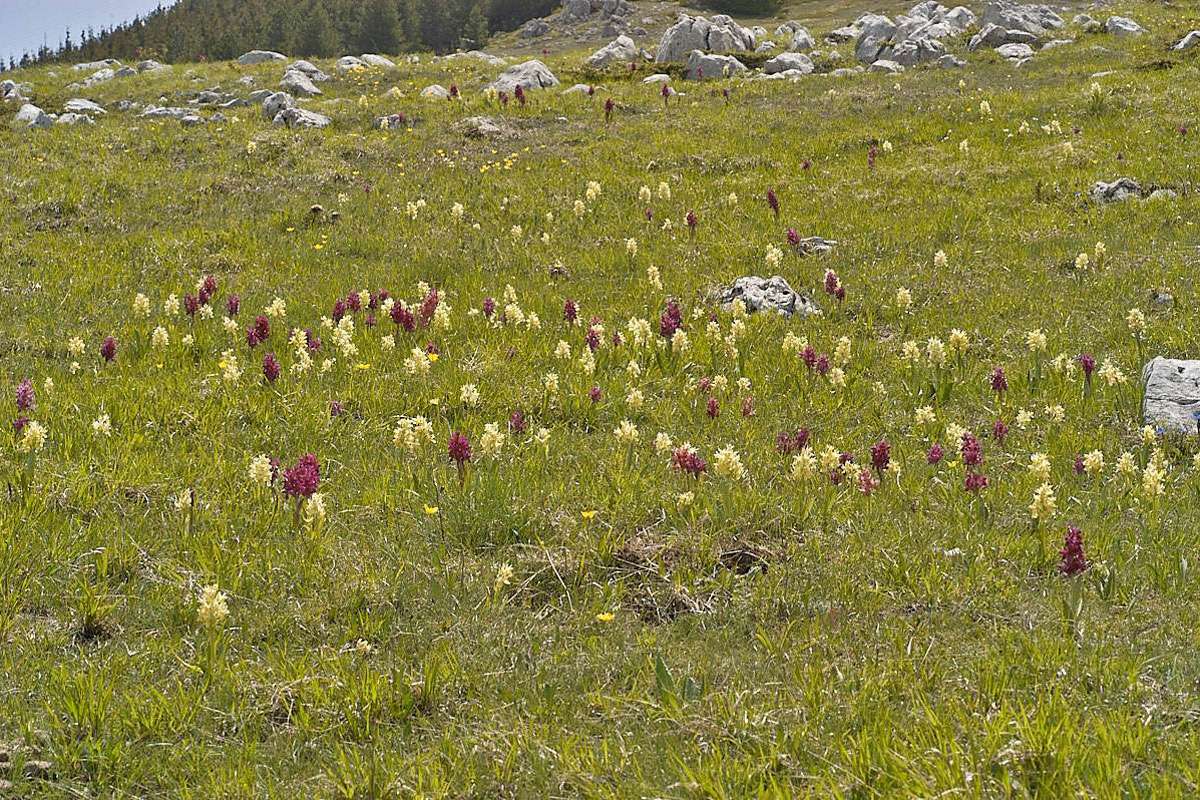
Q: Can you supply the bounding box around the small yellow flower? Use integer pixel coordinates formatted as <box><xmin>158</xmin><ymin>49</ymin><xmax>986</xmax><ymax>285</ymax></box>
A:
<box><xmin>424</xmin><ymin>505</ymin><xmax>439</xmax><ymax>515</ymax></box>
<box><xmin>595</xmin><ymin>612</ymin><xmax>615</xmax><ymax>623</ymax></box>
<box><xmin>581</xmin><ymin>510</ymin><xmax>598</xmax><ymax>522</ymax></box>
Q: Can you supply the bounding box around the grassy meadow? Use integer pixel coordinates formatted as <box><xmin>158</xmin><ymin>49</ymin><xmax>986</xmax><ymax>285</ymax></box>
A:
<box><xmin>3</xmin><ymin>1</ymin><xmax>1200</xmax><ymax>796</ymax></box>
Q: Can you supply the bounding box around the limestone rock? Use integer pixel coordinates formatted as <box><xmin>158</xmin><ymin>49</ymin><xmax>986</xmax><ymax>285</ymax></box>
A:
<box><xmin>764</xmin><ymin>52</ymin><xmax>815</xmax><ymax>74</ymax></box>
<box><xmin>717</xmin><ymin>276</ymin><xmax>820</xmax><ymax>317</ymax></box>
<box><xmin>281</xmin><ymin>70</ymin><xmax>322</xmax><ymax>96</ymax></box>
<box><xmin>1105</xmin><ymin>16</ymin><xmax>1146</xmax><ymax>37</ymax></box>
<box><xmin>272</xmin><ymin>107</ymin><xmax>331</xmax><ymax>128</ymax></box>
<box><xmin>684</xmin><ymin>50</ymin><xmax>747</xmax><ymax>80</ymax></box>
<box><xmin>1143</xmin><ymin>358</ymin><xmax>1200</xmax><ymax>434</ymax></box>
<box><xmin>13</xmin><ymin>103</ymin><xmax>53</xmax><ymax>128</ymax></box>
<box><xmin>488</xmin><ymin>60</ymin><xmax>560</xmax><ymax>93</ymax></box>
<box><xmin>586</xmin><ymin>35</ymin><xmax>639</xmax><ymax>69</ymax></box>
<box><xmin>655</xmin><ymin>14</ymin><xmax>756</xmax><ymax>63</ymax></box>
<box><xmin>238</xmin><ymin>50</ymin><xmax>287</xmax><ymax>65</ymax></box>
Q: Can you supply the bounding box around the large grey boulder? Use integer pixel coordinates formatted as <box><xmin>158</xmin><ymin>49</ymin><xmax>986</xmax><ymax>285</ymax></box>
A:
<box><xmin>996</xmin><ymin>42</ymin><xmax>1034</xmax><ymax>60</ymax></box>
<box><xmin>13</xmin><ymin>103</ymin><xmax>53</xmax><ymax>129</ymax></box>
<box><xmin>521</xmin><ymin>19</ymin><xmax>551</xmax><ymax>38</ymax></box>
<box><xmin>655</xmin><ymin>14</ymin><xmax>755</xmax><ymax>62</ymax></box>
<box><xmin>891</xmin><ymin>35</ymin><xmax>945</xmax><ymax>65</ymax></box>
<box><xmin>82</xmin><ymin>68</ymin><xmax>115</xmax><ymax>87</ymax></box>
<box><xmin>56</xmin><ymin>112</ymin><xmax>94</xmax><ymax>125</ymax></box>
<box><xmin>64</xmin><ymin>98</ymin><xmax>106</xmax><ymax>115</ymax></box>
<box><xmin>562</xmin><ymin>0</ymin><xmax>591</xmax><ymax>20</ymax></box>
<box><xmin>360</xmin><ymin>54</ymin><xmax>396</xmax><ymax>68</ymax></box>
<box><xmin>1105</xmin><ymin>16</ymin><xmax>1146</xmax><ymax>37</ymax></box>
<box><xmin>238</xmin><ymin>50</ymin><xmax>286</xmax><ymax>65</ymax></box>
<box><xmin>488</xmin><ymin>60</ymin><xmax>560</xmax><ymax>93</ymax></box>
<box><xmin>717</xmin><ymin>276</ymin><xmax>819</xmax><ymax>317</ymax></box>
<box><xmin>287</xmin><ymin>60</ymin><xmax>330</xmax><ymax>81</ymax></box>
<box><xmin>789</xmin><ymin>27</ymin><xmax>816</xmax><ymax>51</ymax></box>
<box><xmin>422</xmin><ymin>84</ymin><xmax>451</xmax><ymax>99</ymax></box>
<box><xmin>854</xmin><ymin>14</ymin><xmax>898</xmax><ymax>64</ymax></box>
<box><xmin>1143</xmin><ymin>358</ymin><xmax>1200</xmax><ymax>434</ymax></box>
<box><xmin>979</xmin><ymin>2</ymin><xmax>1063</xmax><ymax>37</ymax></box>
<box><xmin>262</xmin><ymin>91</ymin><xmax>296</xmax><ymax>120</ymax></box>
<box><xmin>586</xmin><ymin>35</ymin><xmax>640</xmax><ymax>68</ymax></box>
<box><xmin>1175</xmin><ymin>31</ymin><xmax>1200</xmax><ymax>50</ymax></box>
<box><xmin>1090</xmin><ymin>177</ymin><xmax>1144</xmax><ymax>203</ymax></box>
<box><xmin>968</xmin><ymin>23</ymin><xmax>1037</xmax><ymax>49</ymax></box>
<box><xmin>273</xmin><ymin>107</ymin><xmax>331</xmax><ymax>128</ymax></box>
<box><xmin>684</xmin><ymin>50</ymin><xmax>747</xmax><ymax>79</ymax></box>
<box><xmin>281</xmin><ymin>70</ymin><xmax>322</xmax><ymax>96</ymax></box>
<box><xmin>764</xmin><ymin>52</ymin><xmax>815</xmax><ymax>74</ymax></box>
<box><xmin>1072</xmin><ymin>13</ymin><xmax>1104</xmax><ymax>32</ymax></box>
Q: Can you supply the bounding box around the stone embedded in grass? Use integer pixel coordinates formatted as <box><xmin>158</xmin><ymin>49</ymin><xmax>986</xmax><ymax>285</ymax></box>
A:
<box><xmin>996</xmin><ymin>42</ymin><xmax>1035</xmax><ymax>62</ymax></box>
<box><xmin>237</xmin><ymin>50</ymin><xmax>286</xmax><ymax>66</ymax></box>
<box><xmin>585</xmin><ymin>35</ymin><xmax>639</xmax><ymax>69</ymax></box>
<box><xmin>272</xmin><ymin>107</ymin><xmax>331</xmax><ymax>129</ymax></box>
<box><xmin>281</xmin><ymin>70</ymin><xmax>322</xmax><ymax>97</ymax></box>
<box><xmin>72</xmin><ymin>58</ymin><xmax>120</xmax><ymax>72</ymax></box>
<box><xmin>13</xmin><ymin>103</ymin><xmax>53</xmax><ymax>129</ymax></box>
<box><xmin>717</xmin><ymin>275</ymin><xmax>820</xmax><ymax>318</ymax></box>
<box><xmin>488</xmin><ymin>60</ymin><xmax>560</xmax><ymax>93</ymax></box>
<box><xmin>1173</xmin><ymin>31</ymin><xmax>1200</xmax><ymax>51</ymax></box>
<box><xmin>55</xmin><ymin>112</ymin><xmax>94</xmax><ymax>126</ymax></box>
<box><xmin>286</xmin><ymin>60</ymin><xmax>329</xmax><ymax>81</ymax></box>
<box><xmin>140</xmin><ymin>106</ymin><xmax>195</xmax><ymax>120</ymax></box>
<box><xmin>1105</xmin><ymin>16</ymin><xmax>1146</xmax><ymax>37</ymax></box>
<box><xmin>869</xmin><ymin>59</ymin><xmax>905</xmax><ymax>74</ymax></box>
<box><xmin>1089</xmin><ymin>177</ymin><xmax>1144</xmax><ymax>203</ymax></box>
<box><xmin>81</xmin><ymin>68</ymin><xmax>115</xmax><ymax>87</ymax></box>
<box><xmin>262</xmin><ymin>91</ymin><xmax>295</xmax><ymax>121</ymax></box>
<box><xmin>64</xmin><ymin>98</ymin><xmax>106</xmax><ymax>115</ymax></box>
<box><xmin>360</xmin><ymin>54</ymin><xmax>396</xmax><ymax>69</ymax></box>
<box><xmin>980</xmin><ymin>1</ymin><xmax>1064</xmax><ymax>38</ymax></box>
<box><xmin>968</xmin><ymin>23</ymin><xmax>1037</xmax><ymax>51</ymax></box>
<box><xmin>454</xmin><ymin>116</ymin><xmax>516</xmax><ymax>140</ymax></box>
<box><xmin>684</xmin><ymin>51</ymin><xmax>746</xmax><ymax>80</ymax></box>
<box><xmin>764</xmin><ymin>52</ymin><xmax>814</xmax><ymax>75</ymax></box>
<box><xmin>1073</xmin><ymin>14</ymin><xmax>1104</xmax><ymax>33</ymax></box>
<box><xmin>1142</xmin><ymin>358</ymin><xmax>1200</xmax><ymax>434</ymax></box>
<box><xmin>22</xmin><ymin>760</ymin><xmax>53</xmax><ymax>780</ymax></box>
<box><xmin>137</xmin><ymin>59</ymin><xmax>170</xmax><ymax>72</ymax></box>
<box><xmin>421</xmin><ymin>84</ymin><xmax>451</xmax><ymax>100</ymax></box>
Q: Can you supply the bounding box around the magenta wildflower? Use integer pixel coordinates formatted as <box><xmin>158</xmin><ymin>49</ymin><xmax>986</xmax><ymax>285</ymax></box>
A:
<box><xmin>604</xmin><ymin>97</ymin><xmax>614</xmax><ymax>123</ymax></box>
<box><xmin>786</xmin><ymin>227</ymin><xmax>801</xmax><ymax>249</ymax></box>
<box><xmin>589</xmin><ymin>385</ymin><xmax>602</xmax><ymax>403</ymax></box>
<box><xmin>448</xmin><ymin>432</ymin><xmax>472</xmax><ymax>480</ymax></box>
<box><xmin>585</xmin><ymin>326</ymin><xmax>601</xmax><ymax>352</ymax></box>
<box><xmin>563</xmin><ymin>298</ymin><xmax>578</xmax><ymax>325</ymax></box>
<box><xmin>246</xmin><ymin>327</ymin><xmax>261</xmax><ymax>348</ymax></box>
<box><xmin>697</xmin><ymin>376</ymin><xmax>713</xmax><ymax>394</ymax></box>
<box><xmin>13</xmin><ymin>416</ymin><xmax>28</xmax><ymax>434</ymax></box>
<box><xmin>100</xmin><ymin>336</ymin><xmax>117</xmax><ymax>363</ymax></box>
<box><xmin>1073</xmin><ymin>454</ymin><xmax>1085</xmax><ymax>475</ymax></box>
<box><xmin>867</xmin><ymin>143</ymin><xmax>877</xmax><ymax>170</ymax></box>
<box><xmin>801</xmin><ymin>345</ymin><xmax>817</xmax><ymax>370</ymax></box>
<box><xmin>499</xmin><ymin>91</ymin><xmax>509</xmax><ymax>106</ymax></box>
<box><xmin>330</xmin><ymin>400</ymin><xmax>344</xmax><ymax>418</ymax></box>
<box><xmin>201</xmin><ymin>274</ymin><xmax>218</xmax><ymax>300</ymax></box>
<box><xmin>332</xmin><ymin>298</ymin><xmax>347</xmax><ymax>322</ymax></box>
<box><xmin>262</xmin><ymin>352</ymin><xmax>281</xmax><ymax>383</ymax></box>
<box><xmin>508</xmin><ymin>410</ymin><xmax>526</xmax><ymax>434</ymax></box>
<box><xmin>365</xmin><ymin>313</ymin><xmax>376</xmax><ymax>327</ymax></box>
<box><xmin>226</xmin><ymin>294</ymin><xmax>241</xmax><ymax>316</ymax></box>
<box><xmin>449</xmin><ymin>84</ymin><xmax>459</xmax><ymax>99</ymax></box>
<box><xmin>815</xmin><ymin>354</ymin><xmax>830</xmax><ymax>376</ymax></box>
<box><xmin>391</xmin><ymin>303</ymin><xmax>415</xmax><ymax>332</ymax></box>
<box><xmin>706</xmin><ymin>396</ymin><xmax>719</xmax><ymax>419</ymax></box>
<box><xmin>418</xmin><ymin>288</ymin><xmax>439</xmax><ymax>328</ymax></box>
<box><xmin>686</xmin><ymin>209</ymin><xmax>698</xmax><ymax>234</ymax></box>
<box><xmin>282</xmin><ymin>454</ymin><xmax>320</xmax><ymax>499</ymax></box>
<box><xmin>964</xmin><ymin>472</ymin><xmax>989</xmax><ymax>493</ymax></box>
<box><xmin>961</xmin><ymin>432</ymin><xmax>982</xmax><ymax>467</ymax></box>
<box><xmin>254</xmin><ymin>315</ymin><xmax>270</xmax><ymax>342</ymax></box>
<box><xmin>515</xmin><ymin>84</ymin><xmax>526</xmax><ymax>106</ymax></box>
<box><xmin>990</xmin><ymin>366</ymin><xmax>1008</xmax><ymax>394</ymax></box>
<box><xmin>823</xmin><ymin>270</ymin><xmax>840</xmax><ymax>295</ymax></box>
<box><xmin>927</xmin><ymin>443</ymin><xmax>944</xmax><ymax>465</ymax></box>
<box><xmin>858</xmin><ymin>469</ymin><xmax>879</xmax><ymax>495</ymax></box>
<box><xmin>644</xmin><ymin>208</ymin><xmax>654</xmax><ymax>221</ymax></box>
<box><xmin>741</xmin><ymin>396</ymin><xmax>755</xmax><ymax>417</ymax></box>
<box><xmin>671</xmin><ymin>445</ymin><xmax>707</xmax><ymax>477</ymax></box>
<box><xmin>184</xmin><ymin>294</ymin><xmax>199</xmax><ymax>317</ymax></box>
<box><xmin>661</xmin><ymin>82</ymin><xmax>671</xmax><ymax>105</ymax></box>
<box><xmin>766</xmin><ymin>188</ymin><xmax>779</xmax><ymax>218</ymax></box>
<box><xmin>15</xmin><ymin>378</ymin><xmax>34</xmax><ymax>412</ymax></box>
<box><xmin>776</xmin><ymin>428</ymin><xmax>810</xmax><ymax>455</ymax></box>
<box><xmin>482</xmin><ymin>297</ymin><xmax>496</xmax><ymax>318</ymax></box>
<box><xmin>992</xmin><ymin>419</ymin><xmax>1009</xmax><ymax>444</ymax></box>
<box><xmin>870</xmin><ymin>440</ymin><xmax>891</xmax><ymax>474</ymax></box>
<box><xmin>346</xmin><ymin>292</ymin><xmax>362</xmax><ymax>312</ymax></box>
<box><xmin>659</xmin><ymin>300</ymin><xmax>683</xmax><ymax>338</ymax></box>
<box><xmin>1059</xmin><ymin>525</ymin><xmax>1089</xmax><ymax>576</ymax></box>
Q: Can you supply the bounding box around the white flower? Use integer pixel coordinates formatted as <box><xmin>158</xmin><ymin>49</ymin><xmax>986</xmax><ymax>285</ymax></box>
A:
<box><xmin>614</xmin><ymin>419</ymin><xmax>639</xmax><ymax>444</ymax></box>
<box><xmin>713</xmin><ymin>446</ymin><xmax>746</xmax><ymax>481</ymax></box>
<box><xmin>91</xmin><ymin>414</ymin><xmax>112</xmax><ymax>437</ymax></box>
<box><xmin>197</xmin><ymin>584</ymin><xmax>229</xmax><ymax>627</ymax></box>
<box><xmin>460</xmin><ymin>383</ymin><xmax>481</xmax><ymax>407</ymax></box>
<box><xmin>249</xmin><ymin>454</ymin><xmax>273</xmax><ymax>486</ymax></box>
<box><xmin>133</xmin><ymin>293</ymin><xmax>151</xmax><ymax>317</ymax></box>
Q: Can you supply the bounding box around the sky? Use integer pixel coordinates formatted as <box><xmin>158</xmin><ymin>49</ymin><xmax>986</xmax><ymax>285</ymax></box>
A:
<box><xmin>0</xmin><ymin>0</ymin><xmax>166</xmax><ymax>62</ymax></box>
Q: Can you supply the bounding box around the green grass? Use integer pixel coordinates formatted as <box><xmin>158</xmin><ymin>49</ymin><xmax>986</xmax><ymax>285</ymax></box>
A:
<box><xmin>3</xmin><ymin>3</ymin><xmax>1200</xmax><ymax>796</ymax></box>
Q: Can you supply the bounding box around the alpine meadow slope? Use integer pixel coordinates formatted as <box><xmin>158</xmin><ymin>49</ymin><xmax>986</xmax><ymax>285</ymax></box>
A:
<box><xmin>3</xmin><ymin>0</ymin><xmax>1200</xmax><ymax>796</ymax></box>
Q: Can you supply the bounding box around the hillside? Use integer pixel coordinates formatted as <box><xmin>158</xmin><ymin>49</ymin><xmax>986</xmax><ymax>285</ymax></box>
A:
<box><xmin>3</xmin><ymin>0</ymin><xmax>1200</xmax><ymax>795</ymax></box>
